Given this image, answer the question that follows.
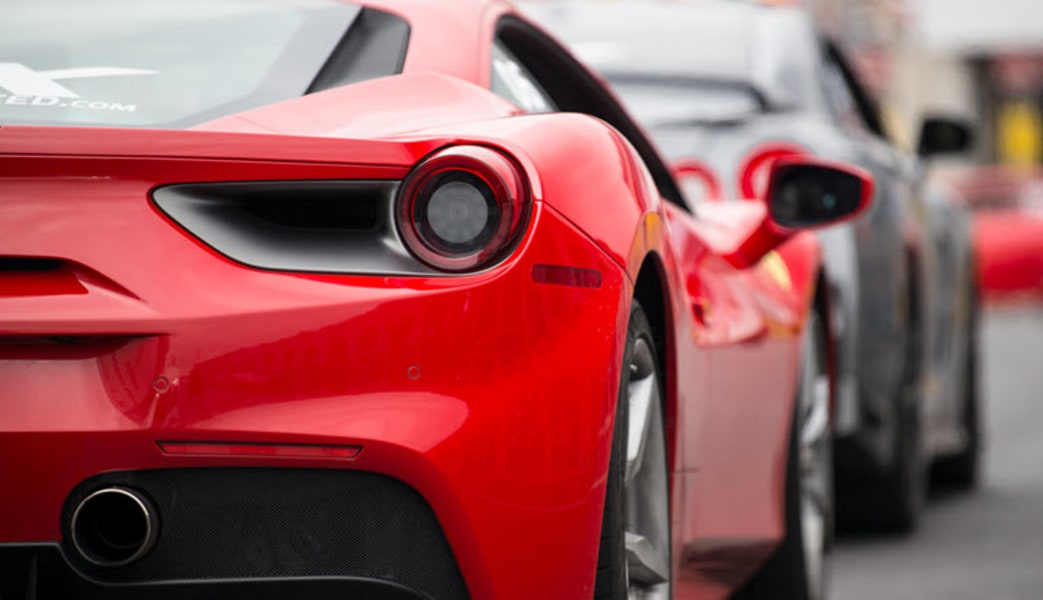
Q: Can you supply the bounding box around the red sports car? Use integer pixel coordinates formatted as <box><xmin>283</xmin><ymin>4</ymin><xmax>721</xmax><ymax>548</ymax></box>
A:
<box><xmin>942</xmin><ymin>166</ymin><xmax>1043</xmax><ymax>303</ymax></box>
<box><xmin>0</xmin><ymin>1</ymin><xmax>869</xmax><ymax>599</ymax></box>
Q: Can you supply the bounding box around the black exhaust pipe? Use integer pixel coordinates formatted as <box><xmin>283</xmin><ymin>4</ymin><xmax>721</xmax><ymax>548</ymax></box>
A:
<box><xmin>70</xmin><ymin>487</ymin><xmax>158</xmax><ymax>566</ymax></box>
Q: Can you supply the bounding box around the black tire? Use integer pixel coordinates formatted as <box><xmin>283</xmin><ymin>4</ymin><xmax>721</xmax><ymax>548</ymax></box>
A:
<box><xmin>595</xmin><ymin>302</ymin><xmax>670</xmax><ymax>600</ymax></box>
<box><xmin>855</xmin><ymin>279</ymin><xmax>926</xmax><ymax>534</ymax></box>
<box><xmin>734</xmin><ymin>312</ymin><xmax>833</xmax><ymax>600</ymax></box>
<box><xmin>836</xmin><ymin>396</ymin><xmax>924</xmax><ymax>534</ymax></box>
<box><xmin>931</xmin><ymin>284</ymin><xmax>982</xmax><ymax>490</ymax></box>
<box><xmin>873</xmin><ymin>387</ymin><xmax>925</xmax><ymax>533</ymax></box>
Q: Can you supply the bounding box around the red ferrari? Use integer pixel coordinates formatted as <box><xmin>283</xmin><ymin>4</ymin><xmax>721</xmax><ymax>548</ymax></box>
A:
<box><xmin>0</xmin><ymin>1</ymin><xmax>870</xmax><ymax>599</ymax></box>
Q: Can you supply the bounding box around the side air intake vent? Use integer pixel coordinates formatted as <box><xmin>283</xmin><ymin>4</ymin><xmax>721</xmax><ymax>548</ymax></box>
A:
<box><xmin>0</xmin><ymin>257</ymin><xmax>65</xmax><ymax>273</ymax></box>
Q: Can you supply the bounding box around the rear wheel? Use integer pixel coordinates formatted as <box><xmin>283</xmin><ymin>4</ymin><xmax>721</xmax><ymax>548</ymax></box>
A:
<box><xmin>844</xmin><ymin>279</ymin><xmax>925</xmax><ymax>534</ymax></box>
<box><xmin>932</xmin><ymin>283</ymin><xmax>982</xmax><ymax>490</ymax></box>
<box><xmin>734</xmin><ymin>312</ymin><xmax>833</xmax><ymax>600</ymax></box>
<box><xmin>836</xmin><ymin>388</ymin><xmax>925</xmax><ymax>534</ymax></box>
<box><xmin>873</xmin><ymin>387</ymin><xmax>925</xmax><ymax>532</ymax></box>
<box><xmin>595</xmin><ymin>302</ymin><xmax>671</xmax><ymax>600</ymax></box>
<box><xmin>873</xmin><ymin>274</ymin><xmax>929</xmax><ymax>532</ymax></box>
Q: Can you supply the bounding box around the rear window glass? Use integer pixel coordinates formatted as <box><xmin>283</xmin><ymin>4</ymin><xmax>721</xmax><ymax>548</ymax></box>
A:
<box><xmin>0</xmin><ymin>0</ymin><xmax>389</xmax><ymax>129</ymax></box>
<box><xmin>521</xmin><ymin>3</ymin><xmax>755</xmax><ymax>80</ymax></box>
<box><xmin>608</xmin><ymin>76</ymin><xmax>763</xmax><ymax>127</ymax></box>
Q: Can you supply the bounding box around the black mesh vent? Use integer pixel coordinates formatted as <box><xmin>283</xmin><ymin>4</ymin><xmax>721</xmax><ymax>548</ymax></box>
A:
<box><xmin>61</xmin><ymin>468</ymin><xmax>469</xmax><ymax>600</ymax></box>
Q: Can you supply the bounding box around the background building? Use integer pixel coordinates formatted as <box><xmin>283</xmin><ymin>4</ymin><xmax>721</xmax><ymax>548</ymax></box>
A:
<box><xmin>806</xmin><ymin>0</ymin><xmax>1043</xmax><ymax>165</ymax></box>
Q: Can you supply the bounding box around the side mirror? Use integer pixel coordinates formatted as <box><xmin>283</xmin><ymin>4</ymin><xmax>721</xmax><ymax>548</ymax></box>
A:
<box><xmin>917</xmin><ymin>116</ymin><xmax>974</xmax><ymax>157</ymax></box>
<box><xmin>766</xmin><ymin>157</ymin><xmax>874</xmax><ymax>229</ymax></box>
<box><xmin>725</xmin><ymin>157</ymin><xmax>873</xmax><ymax>267</ymax></box>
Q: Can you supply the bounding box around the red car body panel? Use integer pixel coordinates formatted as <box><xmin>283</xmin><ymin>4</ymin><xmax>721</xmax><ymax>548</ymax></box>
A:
<box><xmin>0</xmin><ymin>0</ymin><xmax>832</xmax><ymax>598</ymax></box>
<box><xmin>0</xmin><ymin>131</ymin><xmax>632</xmax><ymax>599</ymax></box>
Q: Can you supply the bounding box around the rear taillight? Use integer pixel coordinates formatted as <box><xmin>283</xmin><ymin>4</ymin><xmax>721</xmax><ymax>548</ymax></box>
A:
<box><xmin>738</xmin><ymin>143</ymin><xmax>807</xmax><ymax>199</ymax></box>
<box><xmin>396</xmin><ymin>146</ymin><xmax>531</xmax><ymax>272</ymax></box>
<box><xmin>671</xmin><ymin>159</ymin><xmax>721</xmax><ymax>205</ymax></box>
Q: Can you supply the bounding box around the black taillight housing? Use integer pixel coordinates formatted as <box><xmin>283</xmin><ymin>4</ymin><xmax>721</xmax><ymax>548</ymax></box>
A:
<box><xmin>396</xmin><ymin>146</ymin><xmax>531</xmax><ymax>272</ymax></box>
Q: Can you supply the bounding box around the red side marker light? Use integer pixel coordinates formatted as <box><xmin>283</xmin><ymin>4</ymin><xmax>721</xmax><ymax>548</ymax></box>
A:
<box><xmin>158</xmin><ymin>441</ymin><xmax>362</xmax><ymax>460</ymax></box>
<box><xmin>532</xmin><ymin>264</ymin><xmax>603</xmax><ymax>289</ymax></box>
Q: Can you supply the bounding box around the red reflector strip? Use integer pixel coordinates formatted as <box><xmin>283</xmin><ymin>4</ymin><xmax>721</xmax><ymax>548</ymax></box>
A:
<box><xmin>531</xmin><ymin>264</ymin><xmax>603</xmax><ymax>289</ymax></box>
<box><xmin>158</xmin><ymin>441</ymin><xmax>362</xmax><ymax>460</ymax></box>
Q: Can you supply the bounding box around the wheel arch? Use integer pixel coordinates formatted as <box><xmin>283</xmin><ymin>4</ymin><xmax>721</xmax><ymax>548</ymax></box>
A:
<box><xmin>903</xmin><ymin>244</ymin><xmax>925</xmax><ymax>384</ymax></box>
<box><xmin>906</xmin><ymin>245</ymin><xmax>923</xmax><ymax>328</ymax></box>
<box><xmin>813</xmin><ymin>269</ymin><xmax>838</xmax><ymax>417</ymax></box>
<box><xmin>778</xmin><ymin>233</ymin><xmax>837</xmax><ymax>414</ymax></box>
<box><xmin>633</xmin><ymin>252</ymin><xmax>677</xmax><ymax>471</ymax></box>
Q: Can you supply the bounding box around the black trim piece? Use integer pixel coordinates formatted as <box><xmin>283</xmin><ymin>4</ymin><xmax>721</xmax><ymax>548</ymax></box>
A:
<box><xmin>822</xmin><ymin>40</ymin><xmax>886</xmax><ymax>138</ymax></box>
<box><xmin>0</xmin><ymin>544</ymin><xmax>431</xmax><ymax>600</ymax></box>
<box><xmin>0</xmin><ymin>257</ymin><xmax>64</xmax><ymax>273</ymax></box>
<box><xmin>309</xmin><ymin>7</ymin><xmax>411</xmax><ymax>93</ymax></box>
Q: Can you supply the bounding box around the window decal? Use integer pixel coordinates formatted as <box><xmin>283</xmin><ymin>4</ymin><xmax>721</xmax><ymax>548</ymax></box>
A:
<box><xmin>0</xmin><ymin>62</ymin><xmax>156</xmax><ymax>113</ymax></box>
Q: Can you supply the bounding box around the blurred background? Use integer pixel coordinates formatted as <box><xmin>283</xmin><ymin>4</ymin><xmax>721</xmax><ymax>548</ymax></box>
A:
<box><xmin>525</xmin><ymin>1</ymin><xmax>1043</xmax><ymax>597</ymax></box>
<box><xmin>760</xmin><ymin>1</ymin><xmax>1043</xmax><ymax>598</ymax></box>
<box><xmin>804</xmin><ymin>0</ymin><xmax>1042</xmax><ymax>165</ymax></box>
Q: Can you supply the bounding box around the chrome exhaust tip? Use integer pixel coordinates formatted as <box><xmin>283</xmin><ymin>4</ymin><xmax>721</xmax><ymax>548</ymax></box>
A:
<box><xmin>70</xmin><ymin>487</ymin><xmax>158</xmax><ymax>567</ymax></box>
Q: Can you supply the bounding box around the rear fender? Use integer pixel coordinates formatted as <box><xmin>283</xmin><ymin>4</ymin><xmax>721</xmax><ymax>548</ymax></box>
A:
<box><xmin>409</xmin><ymin>110</ymin><xmax>681</xmax><ymax>472</ymax></box>
<box><xmin>399</xmin><ymin>111</ymin><xmax>662</xmax><ymax>277</ymax></box>
<box><xmin>424</xmin><ymin>110</ymin><xmax>680</xmax><ymax>405</ymax></box>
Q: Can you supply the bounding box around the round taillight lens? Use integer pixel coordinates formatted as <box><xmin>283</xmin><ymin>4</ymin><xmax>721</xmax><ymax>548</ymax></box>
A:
<box><xmin>671</xmin><ymin>159</ymin><xmax>721</xmax><ymax>205</ymax></box>
<box><xmin>396</xmin><ymin>146</ymin><xmax>531</xmax><ymax>272</ymax></box>
<box><xmin>738</xmin><ymin>143</ymin><xmax>807</xmax><ymax>200</ymax></box>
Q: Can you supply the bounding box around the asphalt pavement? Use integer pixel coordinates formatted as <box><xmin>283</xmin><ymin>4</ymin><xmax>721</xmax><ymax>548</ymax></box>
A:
<box><xmin>833</xmin><ymin>306</ymin><xmax>1043</xmax><ymax>599</ymax></box>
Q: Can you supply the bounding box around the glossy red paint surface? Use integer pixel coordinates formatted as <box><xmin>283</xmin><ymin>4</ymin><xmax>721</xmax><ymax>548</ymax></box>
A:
<box><xmin>0</xmin><ymin>1</ymin><xmax>848</xmax><ymax>598</ymax></box>
<box><xmin>0</xmin><ymin>165</ymin><xmax>627</xmax><ymax>598</ymax></box>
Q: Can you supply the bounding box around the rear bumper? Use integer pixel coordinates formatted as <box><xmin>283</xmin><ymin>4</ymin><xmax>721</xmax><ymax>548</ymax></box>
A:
<box><xmin>0</xmin><ymin>544</ymin><xmax>428</xmax><ymax>600</ymax></box>
<box><xmin>5</xmin><ymin>468</ymin><xmax>465</xmax><ymax>600</ymax></box>
<box><xmin>0</xmin><ymin>196</ymin><xmax>629</xmax><ymax>599</ymax></box>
